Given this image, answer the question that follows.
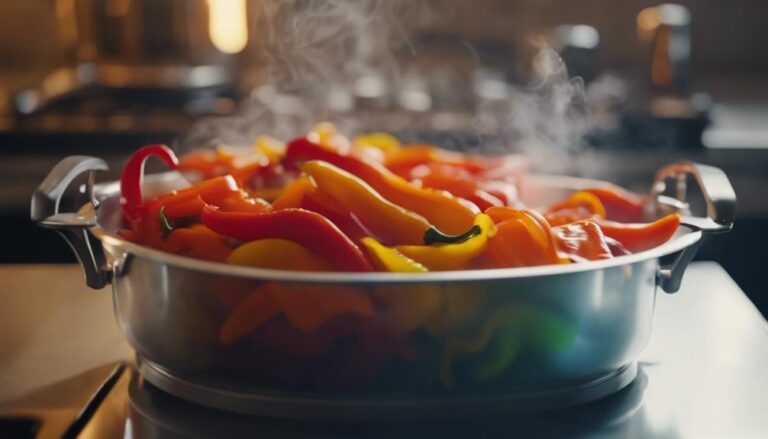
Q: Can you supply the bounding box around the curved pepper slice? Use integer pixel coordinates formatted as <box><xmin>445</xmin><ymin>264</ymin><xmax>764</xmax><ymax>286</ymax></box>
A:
<box><xmin>396</xmin><ymin>214</ymin><xmax>496</xmax><ymax>271</ymax></box>
<box><xmin>361</xmin><ymin>237</ymin><xmax>427</xmax><ymax>272</ymax></box>
<box><xmin>546</xmin><ymin>190</ymin><xmax>607</xmax><ymax>218</ymax></box>
<box><xmin>163</xmin><ymin>224</ymin><xmax>232</xmax><ymax>262</ymax></box>
<box><xmin>285</xmin><ymin>138</ymin><xmax>478</xmax><ymax>234</ymax></box>
<box><xmin>201</xmin><ymin>205</ymin><xmax>374</xmax><ymax>272</ymax></box>
<box><xmin>597</xmin><ymin>213</ymin><xmax>681</xmax><ymax>253</ymax></box>
<box><xmin>584</xmin><ymin>186</ymin><xmax>646</xmax><ymax>222</ymax></box>
<box><xmin>552</xmin><ymin>220</ymin><xmax>613</xmax><ymax>261</ymax></box>
<box><xmin>485</xmin><ymin>207</ymin><xmax>566</xmax><ymax>267</ymax></box>
<box><xmin>384</xmin><ymin>145</ymin><xmax>487</xmax><ymax>176</ymax></box>
<box><xmin>301</xmin><ymin>160</ymin><xmax>432</xmax><ymax>245</ymax></box>
<box><xmin>120</xmin><ymin>144</ymin><xmax>179</xmax><ymax>224</ymax></box>
<box><xmin>410</xmin><ymin>163</ymin><xmax>505</xmax><ymax>211</ymax></box>
<box><xmin>227</xmin><ymin>239</ymin><xmax>334</xmax><ymax>271</ymax></box>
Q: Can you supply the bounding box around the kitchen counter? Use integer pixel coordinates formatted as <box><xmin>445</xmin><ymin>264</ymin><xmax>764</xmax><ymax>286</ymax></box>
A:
<box><xmin>0</xmin><ymin>262</ymin><xmax>766</xmax><ymax>437</ymax></box>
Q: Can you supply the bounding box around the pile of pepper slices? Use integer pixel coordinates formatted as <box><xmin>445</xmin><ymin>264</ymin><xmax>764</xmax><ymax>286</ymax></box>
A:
<box><xmin>118</xmin><ymin>123</ymin><xmax>680</xmax><ymax>273</ymax></box>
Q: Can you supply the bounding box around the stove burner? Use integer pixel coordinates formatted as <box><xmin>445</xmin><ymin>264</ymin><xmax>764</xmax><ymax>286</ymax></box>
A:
<box><xmin>136</xmin><ymin>357</ymin><xmax>639</xmax><ymax>420</ymax></box>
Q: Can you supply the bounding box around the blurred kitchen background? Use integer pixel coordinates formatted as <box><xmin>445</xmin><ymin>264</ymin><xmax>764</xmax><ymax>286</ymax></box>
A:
<box><xmin>1</xmin><ymin>0</ymin><xmax>766</xmax><ymax>313</ymax></box>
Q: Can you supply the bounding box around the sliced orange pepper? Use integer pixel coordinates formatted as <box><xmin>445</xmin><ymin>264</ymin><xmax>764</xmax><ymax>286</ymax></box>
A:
<box><xmin>163</xmin><ymin>224</ymin><xmax>233</xmax><ymax>262</ymax></box>
<box><xmin>219</xmin><ymin>286</ymin><xmax>282</xmax><ymax>344</ymax></box>
<box><xmin>597</xmin><ymin>213</ymin><xmax>681</xmax><ymax>253</ymax></box>
<box><xmin>272</xmin><ymin>175</ymin><xmax>315</xmax><ymax>210</ymax></box>
<box><xmin>544</xmin><ymin>206</ymin><xmax>596</xmax><ymax>227</ymax></box>
<box><xmin>485</xmin><ymin>207</ymin><xmax>565</xmax><ymax>267</ymax></box>
<box><xmin>546</xmin><ymin>190</ymin><xmax>607</xmax><ymax>218</ymax></box>
<box><xmin>384</xmin><ymin>145</ymin><xmax>487</xmax><ymax>176</ymax></box>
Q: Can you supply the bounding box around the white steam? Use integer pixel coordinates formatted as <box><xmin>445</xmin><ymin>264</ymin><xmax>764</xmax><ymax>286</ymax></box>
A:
<box><xmin>181</xmin><ymin>0</ymin><xmax>591</xmax><ymax>173</ymax></box>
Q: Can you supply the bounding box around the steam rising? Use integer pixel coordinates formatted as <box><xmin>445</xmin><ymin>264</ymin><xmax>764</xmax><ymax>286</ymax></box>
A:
<box><xmin>182</xmin><ymin>0</ymin><xmax>590</xmax><ymax>173</ymax></box>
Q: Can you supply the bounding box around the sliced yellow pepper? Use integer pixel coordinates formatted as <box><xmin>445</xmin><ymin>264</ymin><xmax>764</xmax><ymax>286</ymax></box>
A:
<box><xmin>361</xmin><ymin>237</ymin><xmax>427</xmax><ymax>273</ymax></box>
<box><xmin>396</xmin><ymin>214</ymin><xmax>497</xmax><ymax>270</ymax></box>
<box><xmin>272</xmin><ymin>175</ymin><xmax>316</xmax><ymax>210</ymax></box>
<box><xmin>227</xmin><ymin>239</ymin><xmax>333</xmax><ymax>271</ymax></box>
<box><xmin>353</xmin><ymin>132</ymin><xmax>402</xmax><ymax>152</ymax></box>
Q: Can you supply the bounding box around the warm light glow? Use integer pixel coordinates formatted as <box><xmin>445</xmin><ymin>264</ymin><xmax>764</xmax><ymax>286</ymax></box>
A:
<box><xmin>207</xmin><ymin>0</ymin><xmax>249</xmax><ymax>54</ymax></box>
<box><xmin>637</xmin><ymin>7</ymin><xmax>661</xmax><ymax>42</ymax></box>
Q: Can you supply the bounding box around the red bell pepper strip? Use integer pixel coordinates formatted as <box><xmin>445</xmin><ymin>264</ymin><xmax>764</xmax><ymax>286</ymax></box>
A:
<box><xmin>120</xmin><ymin>144</ymin><xmax>179</xmax><ymax>224</ymax></box>
<box><xmin>201</xmin><ymin>205</ymin><xmax>374</xmax><ymax>272</ymax></box>
<box><xmin>597</xmin><ymin>213</ymin><xmax>681</xmax><ymax>253</ymax></box>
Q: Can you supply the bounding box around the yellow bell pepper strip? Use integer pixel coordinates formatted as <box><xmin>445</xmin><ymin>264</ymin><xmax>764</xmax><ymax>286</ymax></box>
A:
<box><xmin>284</xmin><ymin>138</ymin><xmax>478</xmax><ymax>234</ymax></box>
<box><xmin>396</xmin><ymin>214</ymin><xmax>496</xmax><ymax>271</ymax></box>
<box><xmin>227</xmin><ymin>239</ymin><xmax>334</xmax><ymax>271</ymax></box>
<box><xmin>201</xmin><ymin>204</ymin><xmax>374</xmax><ymax>272</ymax></box>
<box><xmin>361</xmin><ymin>237</ymin><xmax>428</xmax><ymax>272</ymax></box>
<box><xmin>597</xmin><ymin>213</ymin><xmax>681</xmax><ymax>253</ymax></box>
<box><xmin>552</xmin><ymin>220</ymin><xmax>613</xmax><ymax>261</ymax></box>
<box><xmin>301</xmin><ymin>160</ymin><xmax>432</xmax><ymax>245</ymax></box>
<box><xmin>546</xmin><ymin>190</ymin><xmax>607</xmax><ymax>218</ymax></box>
<box><xmin>485</xmin><ymin>207</ymin><xmax>567</xmax><ymax>268</ymax></box>
<box><xmin>353</xmin><ymin>132</ymin><xmax>402</xmax><ymax>152</ymax></box>
<box><xmin>162</xmin><ymin>224</ymin><xmax>233</xmax><ymax>262</ymax></box>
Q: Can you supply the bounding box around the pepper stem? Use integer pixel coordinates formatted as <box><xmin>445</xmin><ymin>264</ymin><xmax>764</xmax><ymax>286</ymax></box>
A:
<box><xmin>159</xmin><ymin>206</ymin><xmax>174</xmax><ymax>237</ymax></box>
<box><xmin>424</xmin><ymin>225</ymin><xmax>481</xmax><ymax>245</ymax></box>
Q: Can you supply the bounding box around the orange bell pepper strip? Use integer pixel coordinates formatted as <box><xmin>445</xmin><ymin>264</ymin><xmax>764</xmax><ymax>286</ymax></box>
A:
<box><xmin>219</xmin><ymin>285</ymin><xmax>283</xmax><ymax>344</ymax></box>
<box><xmin>178</xmin><ymin>148</ymin><xmax>235</xmax><ymax>180</ymax></box>
<box><xmin>546</xmin><ymin>190</ymin><xmax>607</xmax><ymax>218</ymax></box>
<box><xmin>162</xmin><ymin>224</ymin><xmax>233</xmax><ymax>262</ymax></box>
<box><xmin>410</xmin><ymin>163</ymin><xmax>505</xmax><ymax>211</ymax></box>
<box><xmin>552</xmin><ymin>220</ymin><xmax>613</xmax><ymax>261</ymax></box>
<box><xmin>597</xmin><ymin>213</ymin><xmax>681</xmax><ymax>253</ymax></box>
<box><xmin>485</xmin><ymin>207</ymin><xmax>566</xmax><ymax>267</ymax></box>
<box><xmin>384</xmin><ymin>145</ymin><xmax>488</xmax><ymax>176</ymax></box>
<box><xmin>284</xmin><ymin>138</ymin><xmax>478</xmax><ymax>235</ymax></box>
<box><xmin>272</xmin><ymin>175</ymin><xmax>315</xmax><ymax>210</ymax></box>
<box><xmin>544</xmin><ymin>206</ymin><xmax>596</xmax><ymax>227</ymax></box>
<box><xmin>583</xmin><ymin>186</ymin><xmax>647</xmax><ymax>223</ymax></box>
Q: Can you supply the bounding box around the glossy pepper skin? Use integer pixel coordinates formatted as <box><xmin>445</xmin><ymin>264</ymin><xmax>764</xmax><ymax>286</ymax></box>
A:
<box><xmin>396</xmin><ymin>214</ymin><xmax>496</xmax><ymax>271</ymax></box>
<box><xmin>598</xmin><ymin>213</ymin><xmax>681</xmax><ymax>253</ymax></box>
<box><xmin>120</xmin><ymin>144</ymin><xmax>179</xmax><ymax>224</ymax></box>
<box><xmin>584</xmin><ymin>186</ymin><xmax>646</xmax><ymax>222</ymax></box>
<box><xmin>552</xmin><ymin>220</ymin><xmax>613</xmax><ymax>261</ymax></box>
<box><xmin>284</xmin><ymin>138</ymin><xmax>478</xmax><ymax>235</ymax></box>
<box><xmin>226</xmin><ymin>239</ymin><xmax>334</xmax><ymax>271</ymax></box>
<box><xmin>484</xmin><ymin>207</ymin><xmax>566</xmax><ymax>267</ymax></box>
<box><xmin>301</xmin><ymin>160</ymin><xmax>432</xmax><ymax>245</ymax></box>
<box><xmin>163</xmin><ymin>224</ymin><xmax>232</xmax><ymax>262</ymax></box>
<box><xmin>361</xmin><ymin>237</ymin><xmax>427</xmax><ymax>272</ymax></box>
<box><xmin>201</xmin><ymin>205</ymin><xmax>374</xmax><ymax>272</ymax></box>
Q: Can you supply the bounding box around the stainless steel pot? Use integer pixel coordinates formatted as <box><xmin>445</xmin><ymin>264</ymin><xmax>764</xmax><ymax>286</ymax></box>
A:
<box><xmin>31</xmin><ymin>157</ymin><xmax>735</xmax><ymax>418</ymax></box>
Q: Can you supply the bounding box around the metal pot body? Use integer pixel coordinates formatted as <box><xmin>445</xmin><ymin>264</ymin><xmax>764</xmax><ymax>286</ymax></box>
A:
<box><xmin>105</xmin><ymin>236</ymin><xmax>657</xmax><ymax>394</ymax></box>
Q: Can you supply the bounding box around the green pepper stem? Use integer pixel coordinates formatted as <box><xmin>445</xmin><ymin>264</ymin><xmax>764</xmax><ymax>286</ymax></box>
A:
<box><xmin>424</xmin><ymin>225</ymin><xmax>481</xmax><ymax>245</ymax></box>
<box><xmin>159</xmin><ymin>206</ymin><xmax>174</xmax><ymax>237</ymax></box>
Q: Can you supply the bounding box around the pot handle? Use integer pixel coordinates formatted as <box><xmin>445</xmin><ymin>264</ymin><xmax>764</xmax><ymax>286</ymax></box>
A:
<box><xmin>652</xmin><ymin>162</ymin><xmax>736</xmax><ymax>293</ymax></box>
<box><xmin>31</xmin><ymin>156</ymin><xmax>111</xmax><ymax>289</ymax></box>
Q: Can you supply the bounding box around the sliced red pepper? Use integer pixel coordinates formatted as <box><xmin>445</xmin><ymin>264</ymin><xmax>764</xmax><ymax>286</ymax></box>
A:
<box><xmin>597</xmin><ymin>213</ymin><xmax>681</xmax><ymax>253</ymax></box>
<box><xmin>201</xmin><ymin>205</ymin><xmax>374</xmax><ymax>272</ymax></box>
<box><xmin>120</xmin><ymin>144</ymin><xmax>179</xmax><ymax>224</ymax></box>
